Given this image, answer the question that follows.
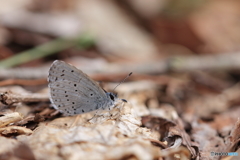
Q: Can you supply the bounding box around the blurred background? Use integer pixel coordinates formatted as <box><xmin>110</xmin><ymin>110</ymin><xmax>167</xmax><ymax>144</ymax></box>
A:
<box><xmin>1</xmin><ymin>1</ymin><xmax>240</xmax><ymax>114</ymax></box>
<box><xmin>1</xmin><ymin>0</ymin><xmax>240</xmax><ymax>159</ymax></box>
<box><xmin>2</xmin><ymin>0</ymin><xmax>240</xmax><ymax>72</ymax></box>
<box><xmin>1</xmin><ymin>0</ymin><xmax>240</xmax><ymax>122</ymax></box>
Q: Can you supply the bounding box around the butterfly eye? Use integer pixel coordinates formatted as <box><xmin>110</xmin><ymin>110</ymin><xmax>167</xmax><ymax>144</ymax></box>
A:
<box><xmin>109</xmin><ymin>93</ymin><xmax>115</xmax><ymax>101</ymax></box>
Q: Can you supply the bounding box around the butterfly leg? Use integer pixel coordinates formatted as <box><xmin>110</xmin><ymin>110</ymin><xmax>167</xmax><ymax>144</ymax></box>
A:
<box><xmin>106</xmin><ymin>106</ymin><xmax>122</xmax><ymax>140</ymax></box>
<box><xmin>88</xmin><ymin>109</ymin><xmax>107</xmax><ymax>123</ymax></box>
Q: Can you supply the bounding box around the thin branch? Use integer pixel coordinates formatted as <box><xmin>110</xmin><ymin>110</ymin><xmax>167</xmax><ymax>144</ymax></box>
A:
<box><xmin>0</xmin><ymin>92</ymin><xmax>49</xmax><ymax>105</ymax></box>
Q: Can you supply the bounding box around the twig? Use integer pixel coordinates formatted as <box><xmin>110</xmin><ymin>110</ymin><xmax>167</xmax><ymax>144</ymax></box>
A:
<box><xmin>0</xmin><ymin>78</ymin><xmax>47</xmax><ymax>86</ymax></box>
<box><xmin>0</xmin><ymin>91</ymin><xmax>49</xmax><ymax>105</ymax></box>
<box><xmin>0</xmin><ymin>66</ymin><xmax>49</xmax><ymax>79</ymax></box>
<box><xmin>1</xmin><ymin>52</ymin><xmax>240</xmax><ymax>79</ymax></box>
<box><xmin>168</xmin><ymin>52</ymin><xmax>240</xmax><ymax>72</ymax></box>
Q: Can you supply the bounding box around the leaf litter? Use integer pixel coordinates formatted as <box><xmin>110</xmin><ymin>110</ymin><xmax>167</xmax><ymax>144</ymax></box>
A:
<box><xmin>1</xmin><ymin>0</ymin><xmax>240</xmax><ymax>159</ymax></box>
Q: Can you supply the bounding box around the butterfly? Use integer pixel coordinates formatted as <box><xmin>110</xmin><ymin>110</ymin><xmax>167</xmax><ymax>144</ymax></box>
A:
<box><xmin>48</xmin><ymin>60</ymin><xmax>127</xmax><ymax>116</ymax></box>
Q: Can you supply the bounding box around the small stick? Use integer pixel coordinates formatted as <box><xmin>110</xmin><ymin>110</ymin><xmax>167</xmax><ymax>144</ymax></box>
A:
<box><xmin>0</xmin><ymin>92</ymin><xmax>49</xmax><ymax>105</ymax></box>
<box><xmin>0</xmin><ymin>79</ymin><xmax>47</xmax><ymax>86</ymax></box>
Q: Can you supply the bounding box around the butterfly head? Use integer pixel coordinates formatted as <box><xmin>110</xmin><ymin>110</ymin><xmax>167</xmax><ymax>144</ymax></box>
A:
<box><xmin>106</xmin><ymin>92</ymin><xmax>127</xmax><ymax>103</ymax></box>
<box><xmin>107</xmin><ymin>92</ymin><xmax>117</xmax><ymax>102</ymax></box>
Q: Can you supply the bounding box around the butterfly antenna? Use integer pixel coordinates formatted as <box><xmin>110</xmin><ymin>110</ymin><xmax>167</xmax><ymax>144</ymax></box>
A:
<box><xmin>113</xmin><ymin>72</ymin><xmax>132</xmax><ymax>91</ymax></box>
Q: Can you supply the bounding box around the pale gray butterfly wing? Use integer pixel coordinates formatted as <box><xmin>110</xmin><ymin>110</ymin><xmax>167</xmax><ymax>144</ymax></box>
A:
<box><xmin>48</xmin><ymin>60</ymin><xmax>116</xmax><ymax>116</ymax></box>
